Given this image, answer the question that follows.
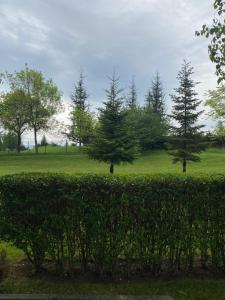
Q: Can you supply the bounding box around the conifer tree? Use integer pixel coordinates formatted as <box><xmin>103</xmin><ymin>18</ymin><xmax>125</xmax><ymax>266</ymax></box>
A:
<box><xmin>41</xmin><ymin>135</ymin><xmax>48</xmax><ymax>153</ymax></box>
<box><xmin>41</xmin><ymin>135</ymin><xmax>48</xmax><ymax>147</ymax></box>
<box><xmin>145</xmin><ymin>73</ymin><xmax>165</xmax><ymax>119</ymax></box>
<box><xmin>145</xmin><ymin>90</ymin><xmax>153</xmax><ymax>108</ymax></box>
<box><xmin>71</xmin><ymin>72</ymin><xmax>88</xmax><ymax>111</ymax></box>
<box><xmin>88</xmin><ymin>73</ymin><xmax>139</xmax><ymax>174</ymax></box>
<box><xmin>69</xmin><ymin>72</ymin><xmax>94</xmax><ymax>147</ymax></box>
<box><xmin>126</xmin><ymin>77</ymin><xmax>137</xmax><ymax>109</ymax></box>
<box><xmin>168</xmin><ymin>61</ymin><xmax>206</xmax><ymax>173</ymax></box>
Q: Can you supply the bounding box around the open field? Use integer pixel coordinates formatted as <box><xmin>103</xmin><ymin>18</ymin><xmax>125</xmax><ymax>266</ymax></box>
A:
<box><xmin>0</xmin><ymin>147</ymin><xmax>225</xmax><ymax>175</ymax></box>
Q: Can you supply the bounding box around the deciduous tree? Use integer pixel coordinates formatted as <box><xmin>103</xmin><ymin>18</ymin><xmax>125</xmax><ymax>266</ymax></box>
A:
<box><xmin>0</xmin><ymin>90</ymin><xmax>29</xmax><ymax>152</ymax></box>
<box><xmin>2</xmin><ymin>65</ymin><xmax>62</xmax><ymax>153</ymax></box>
<box><xmin>196</xmin><ymin>0</ymin><xmax>225</xmax><ymax>83</ymax></box>
<box><xmin>205</xmin><ymin>84</ymin><xmax>225</xmax><ymax>118</ymax></box>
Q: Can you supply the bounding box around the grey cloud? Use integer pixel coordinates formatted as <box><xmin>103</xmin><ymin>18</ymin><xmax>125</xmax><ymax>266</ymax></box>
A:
<box><xmin>0</xmin><ymin>0</ymin><xmax>217</xmax><ymax>112</ymax></box>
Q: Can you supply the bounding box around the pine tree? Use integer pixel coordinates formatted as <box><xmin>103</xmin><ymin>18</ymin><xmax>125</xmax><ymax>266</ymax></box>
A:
<box><xmin>41</xmin><ymin>135</ymin><xmax>48</xmax><ymax>153</ymax></box>
<box><xmin>69</xmin><ymin>72</ymin><xmax>93</xmax><ymax>147</ymax></box>
<box><xmin>69</xmin><ymin>107</ymin><xmax>95</xmax><ymax>146</ymax></box>
<box><xmin>41</xmin><ymin>135</ymin><xmax>48</xmax><ymax>146</ymax></box>
<box><xmin>71</xmin><ymin>72</ymin><xmax>88</xmax><ymax>111</ymax></box>
<box><xmin>145</xmin><ymin>73</ymin><xmax>165</xmax><ymax>119</ymax></box>
<box><xmin>126</xmin><ymin>77</ymin><xmax>137</xmax><ymax>109</ymax></box>
<box><xmin>145</xmin><ymin>90</ymin><xmax>153</xmax><ymax>108</ymax></box>
<box><xmin>88</xmin><ymin>73</ymin><xmax>139</xmax><ymax>174</ymax></box>
<box><xmin>168</xmin><ymin>61</ymin><xmax>206</xmax><ymax>173</ymax></box>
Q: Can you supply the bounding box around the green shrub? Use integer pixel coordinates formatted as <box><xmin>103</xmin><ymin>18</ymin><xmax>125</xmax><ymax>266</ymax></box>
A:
<box><xmin>0</xmin><ymin>173</ymin><xmax>224</xmax><ymax>276</ymax></box>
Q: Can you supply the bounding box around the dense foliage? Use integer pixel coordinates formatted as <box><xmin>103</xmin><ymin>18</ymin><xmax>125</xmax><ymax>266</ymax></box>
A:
<box><xmin>67</xmin><ymin>73</ymin><xmax>95</xmax><ymax>147</ymax></box>
<box><xmin>0</xmin><ymin>132</ymin><xmax>21</xmax><ymax>152</ymax></box>
<box><xmin>0</xmin><ymin>90</ymin><xmax>29</xmax><ymax>152</ymax></box>
<box><xmin>1</xmin><ymin>65</ymin><xmax>62</xmax><ymax>153</ymax></box>
<box><xmin>125</xmin><ymin>107</ymin><xmax>167</xmax><ymax>151</ymax></box>
<box><xmin>88</xmin><ymin>74</ymin><xmax>139</xmax><ymax>173</ymax></box>
<box><xmin>0</xmin><ymin>173</ymin><xmax>224</xmax><ymax>277</ymax></box>
<box><xmin>196</xmin><ymin>0</ymin><xmax>225</xmax><ymax>83</ymax></box>
<box><xmin>145</xmin><ymin>72</ymin><xmax>166</xmax><ymax>120</ymax></box>
<box><xmin>206</xmin><ymin>85</ymin><xmax>225</xmax><ymax>119</ymax></box>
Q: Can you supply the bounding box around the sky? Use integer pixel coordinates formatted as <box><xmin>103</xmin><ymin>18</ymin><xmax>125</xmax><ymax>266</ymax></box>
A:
<box><xmin>0</xmin><ymin>0</ymin><xmax>218</xmax><ymax>145</ymax></box>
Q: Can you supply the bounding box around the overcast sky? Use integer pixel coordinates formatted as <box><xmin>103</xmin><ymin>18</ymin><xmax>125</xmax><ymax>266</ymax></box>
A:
<box><xmin>0</xmin><ymin>0</ymin><xmax>218</xmax><ymax>144</ymax></box>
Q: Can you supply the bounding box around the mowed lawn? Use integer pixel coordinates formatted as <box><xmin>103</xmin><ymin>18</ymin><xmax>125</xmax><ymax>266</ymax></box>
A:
<box><xmin>0</xmin><ymin>147</ymin><xmax>225</xmax><ymax>175</ymax></box>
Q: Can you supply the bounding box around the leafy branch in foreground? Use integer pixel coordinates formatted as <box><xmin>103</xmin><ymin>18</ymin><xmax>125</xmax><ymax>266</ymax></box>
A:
<box><xmin>196</xmin><ymin>0</ymin><xmax>225</xmax><ymax>83</ymax></box>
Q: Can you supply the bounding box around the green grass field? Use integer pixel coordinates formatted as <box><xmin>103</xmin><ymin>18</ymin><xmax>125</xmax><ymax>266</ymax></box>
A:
<box><xmin>0</xmin><ymin>147</ymin><xmax>225</xmax><ymax>175</ymax></box>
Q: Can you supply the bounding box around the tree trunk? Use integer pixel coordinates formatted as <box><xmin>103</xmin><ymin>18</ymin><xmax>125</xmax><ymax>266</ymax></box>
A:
<box><xmin>16</xmin><ymin>133</ymin><xmax>21</xmax><ymax>153</ymax></box>
<box><xmin>34</xmin><ymin>127</ymin><xmax>38</xmax><ymax>154</ymax></box>
<box><xmin>182</xmin><ymin>159</ymin><xmax>186</xmax><ymax>173</ymax></box>
<box><xmin>110</xmin><ymin>163</ymin><xmax>114</xmax><ymax>174</ymax></box>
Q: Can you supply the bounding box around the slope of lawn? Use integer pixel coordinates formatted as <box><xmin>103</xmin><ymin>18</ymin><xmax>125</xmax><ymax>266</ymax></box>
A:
<box><xmin>0</xmin><ymin>147</ymin><xmax>224</xmax><ymax>175</ymax></box>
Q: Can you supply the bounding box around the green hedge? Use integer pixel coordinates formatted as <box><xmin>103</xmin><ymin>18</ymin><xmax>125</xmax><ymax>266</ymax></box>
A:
<box><xmin>0</xmin><ymin>173</ymin><xmax>224</xmax><ymax>276</ymax></box>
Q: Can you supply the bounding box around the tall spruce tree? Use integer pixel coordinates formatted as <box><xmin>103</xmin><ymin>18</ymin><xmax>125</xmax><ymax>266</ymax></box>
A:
<box><xmin>145</xmin><ymin>73</ymin><xmax>165</xmax><ymax>119</ymax></box>
<box><xmin>126</xmin><ymin>77</ymin><xmax>137</xmax><ymax>109</ymax></box>
<box><xmin>145</xmin><ymin>90</ymin><xmax>153</xmax><ymax>108</ymax></box>
<box><xmin>168</xmin><ymin>61</ymin><xmax>205</xmax><ymax>173</ymax></box>
<box><xmin>69</xmin><ymin>72</ymin><xmax>94</xmax><ymax>147</ymax></box>
<box><xmin>88</xmin><ymin>73</ymin><xmax>139</xmax><ymax>174</ymax></box>
<box><xmin>71</xmin><ymin>72</ymin><xmax>88</xmax><ymax>110</ymax></box>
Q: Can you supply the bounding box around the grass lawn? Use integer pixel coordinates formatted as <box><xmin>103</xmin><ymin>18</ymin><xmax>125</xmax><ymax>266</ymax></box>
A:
<box><xmin>0</xmin><ymin>147</ymin><xmax>225</xmax><ymax>175</ymax></box>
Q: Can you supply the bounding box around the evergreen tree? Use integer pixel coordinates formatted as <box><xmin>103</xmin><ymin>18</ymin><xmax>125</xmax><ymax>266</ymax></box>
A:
<box><xmin>125</xmin><ymin>106</ymin><xmax>167</xmax><ymax>151</ymax></box>
<box><xmin>68</xmin><ymin>107</ymin><xmax>95</xmax><ymax>146</ymax></box>
<box><xmin>71</xmin><ymin>72</ymin><xmax>88</xmax><ymax>111</ymax></box>
<box><xmin>69</xmin><ymin>72</ymin><xmax>93</xmax><ymax>147</ymax></box>
<box><xmin>41</xmin><ymin>135</ymin><xmax>48</xmax><ymax>153</ymax></box>
<box><xmin>88</xmin><ymin>73</ymin><xmax>139</xmax><ymax>174</ymax></box>
<box><xmin>168</xmin><ymin>61</ymin><xmax>206</xmax><ymax>173</ymax></box>
<box><xmin>126</xmin><ymin>77</ymin><xmax>137</xmax><ymax>109</ymax></box>
<box><xmin>145</xmin><ymin>90</ymin><xmax>153</xmax><ymax>108</ymax></box>
<box><xmin>41</xmin><ymin>135</ymin><xmax>48</xmax><ymax>146</ymax></box>
<box><xmin>145</xmin><ymin>73</ymin><xmax>165</xmax><ymax>119</ymax></box>
<box><xmin>144</xmin><ymin>73</ymin><xmax>168</xmax><ymax>150</ymax></box>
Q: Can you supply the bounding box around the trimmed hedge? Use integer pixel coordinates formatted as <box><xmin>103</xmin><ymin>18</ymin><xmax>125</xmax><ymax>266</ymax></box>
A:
<box><xmin>0</xmin><ymin>173</ymin><xmax>224</xmax><ymax>276</ymax></box>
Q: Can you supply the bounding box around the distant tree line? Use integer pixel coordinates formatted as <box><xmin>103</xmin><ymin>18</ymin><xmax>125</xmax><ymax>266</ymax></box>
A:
<box><xmin>0</xmin><ymin>59</ymin><xmax>224</xmax><ymax>173</ymax></box>
<box><xmin>66</xmin><ymin>61</ymin><xmax>207</xmax><ymax>173</ymax></box>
